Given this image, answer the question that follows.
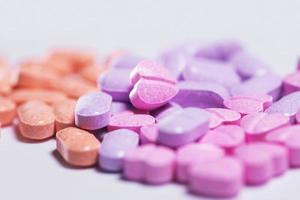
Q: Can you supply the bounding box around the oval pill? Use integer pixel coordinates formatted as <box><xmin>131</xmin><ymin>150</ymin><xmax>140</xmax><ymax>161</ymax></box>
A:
<box><xmin>53</xmin><ymin>99</ymin><xmax>76</xmax><ymax>131</ymax></box>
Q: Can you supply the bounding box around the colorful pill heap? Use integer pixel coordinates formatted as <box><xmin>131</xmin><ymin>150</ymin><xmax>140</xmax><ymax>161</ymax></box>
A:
<box><xmin>2</xmin><ymin>41</ymin><xmax>300</xmax><ymax>198</ymax></box>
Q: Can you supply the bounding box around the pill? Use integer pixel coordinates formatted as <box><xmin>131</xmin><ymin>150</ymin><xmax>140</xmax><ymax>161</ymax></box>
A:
<box><xmin>111</xmin><ymin>101</ymin><xmax>133</xmax><ymax>116</ymax></box>
<box><xmin>129</xmin><ymin>78</ymin><xmax>178</xmax><ymax>111</ymax></box>
<box><xmin>265</xmin><ymin>125</ymin><xmax>300</xmax><ymax>144</ymax></box>
<box><xmin>296</xmin><ymin>109</ymin><xmax>300</xmax><ymax>123</ymax></box>
<box><xmin>17</xmin><ymin>100</ymin><xmax>55</xmax><ymax>140</ymax></box>
<box><xmin>266</xmin><ymin>91</ymin><xmax>300</xmax><ymax>118</ymax></box>
<box><xmin>44</xmin><ymin>56</ymin><xmax>73</xmax><ymax>75</ymax></box>
<box><xmin>157</xmin><ymin>107</ymin><xmax>209</xmax><ymax>147</ymax></box>
<box><xmin>130</xmin><ymin>60</ymin><xmax>177</xmax><ymax>85</ymax></box>
<box><xmin>10</xmin><ymin>89</ymin><xmax>67</xmax><ymax>105</ymax></box>
<box><xmin>123</xmin><ymin>144</ymin><xmax>176</xmax><ymax>184</ymax></box>
<box><xmin>283</xmin><ymin>72</ymin><xmax>300</xmax><ymax>95</ymax></box>
<box><xmin>234</xmin><ymin>144</ymin><xmax>273</xmax><ymax>185</ymax></box>
<box><xmin>99</xmin><ymin>129</ymin><xmax>139</xmax><ymax>172</ymax></box>
<box><xmin>80</xmin><ymin>64</ymin><xmax>107</xmax><ymax>84</ymax></box>
<box><xmin>99</xmin><ymin>68</ymin><xmax>132</xmax><ymax>102</ymax></box>
<box><xmin>205</xmin><ymin>108</ymin><xmax>241</xmax><ymax>129</ymax></box>
<box><xmin>140</xmin><ymin>125</ymin><xmax>158</xmax><ymax>144</ymax></box>
<box><xmin>75</xmin><ymin>92</ymin><xmax>112</xmax><ymax>130</ymax></box>
<box><xmin>230</xmin><ymin>73</ymin><xmax>282</xmax><ymax>100</ymax></box>
<box><xmin>176</xmin><ymin>143</ymin><xmax>224</xmax><ymax>183</ymax></box>
<box><xmin>188</xmin><ymin>156</ymin><xmax>243</xmax><ymax>197</ymax></box>
<box><xmin>285</xmin><ymin>132</ymin><xmax>300</xmax><ymax>167</ymax></box>
<box><xmin>56</xmin><ymin>127</ymin><xmax>100</xmax><ymax>167</ymax></box>
<box><xmin>224</xmin><ymin>94</ymin><xmax>272</xmax><ymax>115</ymax></box>
<box><xmin>200</xmin><ymin>125</ymin><xmax>245</xmax><ymax>153</ymax></box>
<box><xmin>0</xmin><ymin>66</ymin><xmax>18</xmax><ymax>95</ymax></box>
<box><xmin>53</xmin><ymin>99</ymin><xmax>76</xmax><ymax>131</ymax></box>
<box><xmin>0</xmin><ymin>97</ymin><xmax>16</xmax><ymax>126</ymax></box>
<box><xmin>108</xmin><ymin>113</ymin><xmax>155</xmax><ymax>132</ymax></box>
<box><xmin>109</xmin><ymin>54</ymin><xmax>143</xmax><ymax>69</ymax></box>
<box><xmin>150</xmin><ymin>103</ymin><xmax>182</xmax><ymax>121</ymax></box>
<box><xmin>172</xmin><ymin>81</ymin><xmax>230</xmax><ymax>108</ymax></box>
<box><xmin>240</xmin><ymin>112</ymin><xmax>290</xmax><ymax>141</ymax></box>
<box><xmin>229</xmin><ymin>51</ymin><xmax>269</xmax><ymax>80</ymax></box>
<box><xmin>183</xmin><ymin>58</ymin><xmax>240</xmax><ymax>88</ymax></box>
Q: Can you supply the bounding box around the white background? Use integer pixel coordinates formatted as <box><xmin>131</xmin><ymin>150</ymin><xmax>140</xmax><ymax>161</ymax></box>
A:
<box><xmin>1</xmin><ymin>0</ymin><xmax>300</xmax><ymax>199</ymax></box>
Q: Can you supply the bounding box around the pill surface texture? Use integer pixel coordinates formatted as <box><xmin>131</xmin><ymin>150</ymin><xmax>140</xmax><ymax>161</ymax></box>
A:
<box><xmin>53</xmin><ymin>99</ymin><xmax>76</xmax><ymax>131</ymax></box>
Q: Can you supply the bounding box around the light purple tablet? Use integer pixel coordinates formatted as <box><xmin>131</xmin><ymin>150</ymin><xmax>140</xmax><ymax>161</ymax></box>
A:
<box><xmin>110</xmin><ymin>54</ymin><xmax>143</xmax><ymax>69</ymax></box>
<box><xmin>75</xmin><ymin>91</ymin><xmax>112</xmax><ymax>130</ymax></box>
<box><xmin>150</xmin><ymin>102</ymin><xmax>182</xmax><ymax>121</ymax></box>
<box><xmin>111</xmin><ymin>101</ymin><xmax>133</xmax><ymax>116</ymax></box>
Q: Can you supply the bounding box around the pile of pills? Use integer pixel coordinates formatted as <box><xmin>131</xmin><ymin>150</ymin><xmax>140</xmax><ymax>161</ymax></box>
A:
<box><xmin>1</xmin><ymin>41</ymin><xmax>300</xmax><ymax>197</ymax></box>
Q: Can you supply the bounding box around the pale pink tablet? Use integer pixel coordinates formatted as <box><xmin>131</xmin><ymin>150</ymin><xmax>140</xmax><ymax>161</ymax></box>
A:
<box><xmin>140</xmin><ymin>125</ymin><xmax>158</xmax><ymax>144</ymax></box>
<box><xmin>206</xmin><ymin>108</ymin><xmax>241</xmax><ymax>129</ymax></box>
<box><xmin>265</xmin><ymin>125</ymin><xmax>300</xmax><ymax>144</ymax></box>
<box><xmin>296</xmin><ymin>109</ymin><xmax>300</xmax><ymax>123</ymax></box>
<box><xmin>224</xmin><ymin>94</ymin><xmax>272</xmax><ymax>115</ymax></box>
<box><xmin>188</xmin><ymin>156</ymin><xmax>243</xmax><ymax>198</ymax></box>
<box><xmin>234</xmin><ymin>144</ymin><xmax>273</xmax><ymax>185</ymax></box>
<box><xmin>176</xmin><ymin>143</ymin><xmax>224</xmax><ymax>183</ymax></box>
<box><xmin>200</xmin><ymin>125</ymin><xmax>245</xmax><ymax>153</ymax></box>
<box><xmin>240</xmin><ymin>112</ymin><xmax>290</xmax><ymax>141</ymax></box>
<box><xmin>285</xmin><ymin>132</ymin><xmax>300</xmax><ymax>167</ymax></box>
<box><xmin>108</xmin><ymin>113</ymin><xmax>155</xmax><ymax>133</ymax></box>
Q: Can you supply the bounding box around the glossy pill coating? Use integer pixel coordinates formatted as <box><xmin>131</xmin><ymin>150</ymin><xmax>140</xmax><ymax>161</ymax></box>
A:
<box><xmin>176</xmin><ymin>143</ymin><xmax>224</xmax><ymax>183</ymax></box>
<box><xmin>53</xmin><ymin>99</ymin><xmax>76</xmax><ymax>131</ymax></box>
<box><xmin>158</xmin><ymin>107</ymin><xmax>209</xmax><ymax>147</ymax></box>
<box><xmin>188</xmin><ymin>156</ymin><xmax>243</xmax><ymax>198</ymax></box>
<box><xmin>108</xmin><ymin>113</ymin><xmax>155</xmax><ymax>133</ymax></box>
<box><xmin>0</xmin><ymin>97</ymin><xmax>16</xmax><ymax>126</ymax></box>
<box><xmin>172</xmin><ymin>81</ymin><xmax>230</xmax><ymax>108</ymax></box>
<box><xmin>140</xmin><ymin>125</ymin><xmax>158</xmax><ymax>144</ymax></box>
<box><xmin>206</xmin><ymin>108</ymin><xmax>241</xmax><ymax>129</ymax></box>
<box><xmin>56</xmin><ymin>127</ymin><xmax>100</xmax><ymax>167</ymax></box>
<box><xmin>75</xmin><ymin>92</ymin><xmax>112</xmax><ymax>130</ymax></box>
<box><xmin>17</xmin><ymin>100</ymin><xmax>55</xmax><ymax>140</ymax></box>
<box><xmin>99</xmin><ymin>129</ymin><xmax>139</xmax><ymax>172</ymax></box>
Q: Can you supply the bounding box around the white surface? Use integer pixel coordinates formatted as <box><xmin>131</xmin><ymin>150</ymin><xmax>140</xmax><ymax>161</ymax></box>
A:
<box><xmin>1</xmin><ymin>0</ymin><xmax>300</xmax><ymax>199</ymax></box>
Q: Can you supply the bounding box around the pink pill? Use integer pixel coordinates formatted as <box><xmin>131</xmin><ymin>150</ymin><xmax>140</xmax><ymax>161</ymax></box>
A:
<box><xmin>285</xmin><ymin>132</ymin><xmax>300</xmax><ymax>167</ymax></box>
<box><xmin>224</xmin><ymin>94</ymin><xmax>272</xmax><ymax>115</ymax></box>
<box><xmin>296</xmin><ymin>109</ymin><xmax>300</xmax><ymax>123</ymax></box>
<box><xmin>200</xmin><ymin>125</ymin><xmax>245</xmax><ymax>153</ymax></box>
<box><xmin>240</xmin><ymin>112</ymin><xmax>290</xmax><ymax>141</ymax></box>
<box><xmin>234</xmin><ymin>144</ymin><xmax>273</xmax><ymax>185</ymax></box>
<box><xmin>188</xmin><ymin>156</ymin><xmax>243</xmax><ymax>198</ymax></box>
<box><xmin>130</xmin><ymin>60</ymin><xmax>176</xmax><ymax>85</ymax></box>
<box><xmin>283</xmin><ymin>72</ymin><xmax>300</xmax><ymax>95</ymax></box>
<box><xmin>129</xmin><ymin>78</ymin><xmax>178</xmax><ymax>111</ymax></box>
<box><xmin>176</xmin><ymin>143</ymin><xmax>224</xmax><ymax>183</ymax></box>
<box><xmin>206</xmin><ymin>108</ymin><xmax>241</xmax><ymax>128</ymax></box>
<box><xmin>107</xmin><ymin>113</ymin><xmax>155</xmax><ymax>133</ymax></box>
<box><xmin>140</xmin><ymin>125</ymin><xmax>158</xmax><ymax>144</ymax></box>
<box><xmin>123</xmin><ymin>144</ymin><xmax>176</xmax><ymax>184</ymax></box>
<box><xmin>265</xmin><ymin>125</ymin><xmax>300</xmax><ymax>144</ymax></box>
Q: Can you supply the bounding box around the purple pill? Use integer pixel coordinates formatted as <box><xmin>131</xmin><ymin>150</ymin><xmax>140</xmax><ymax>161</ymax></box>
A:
<box><xmin>172</xmin><ymin>81</ymin><xmax>230</xmax><ymax>108</ymax></box>
<box><xmin>110</xmin><ymin>54</ymin><xmax>144</xmax><ymax>69</ymax></box>
<box><xmin>75</xmin><ymin>91</ymin><xmax>112</xmax><ymax>130</ymax></box>
<box><xmin>111</xmin><ymin>101</ymin><xmax>133</xmax><ymax>116</ymax></box>
<box><xmin>99</xmin><ymin>68</ymin><xmax>132</xmax><ymax>102</ymax></box>
<box><xmin>99</xmin><ymin>129</ymin><xmax>139</xmax><ymax>172</ymax></box>
<box><xmin>158</xmin><ymin>107</ymin><xmax>209</xmax><ymax>147</ymax></box>
<box><xmin>151</xmin><ymin>102</ymin><xmax>182</xmax><ymax>121</ymax></box>
<box><xmin>183</xmin><ymin>58</ymin><xmax>240</xmax><ymax>88</ymax></box>
<box><xmin>230</xmin><ymin>73</ymin><xmax>282</xmax><ymax>100</ymax></box>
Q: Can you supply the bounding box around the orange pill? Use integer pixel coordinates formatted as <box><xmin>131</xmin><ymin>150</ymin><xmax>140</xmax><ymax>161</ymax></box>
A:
<box><xmin>80</xmin><ymin>64</ymin><xmax>108</xmax><ymax>84</ymax></box>
<box><xmin>17</xmin><ymin>100</ymin><xmax>55</xmax><ymax>140</ymax></box>
<box><xmin>56</xmin><ymin>127</ymin><xmax>100</xmax><ymax>167</ymax></box>
<box><xmin>53</xmin><ymin>99</ymin><xmax>76</xmax><ymax>131</ymax></box>
<box><xmin>10</xmin><ymin>89</ymin><xmax>67</xmax><ymax>105</ymax></box>
<box><xmin>0</xmin><ymin>97</ymin><xmax>16</xmax><ymax>126</ymax></box>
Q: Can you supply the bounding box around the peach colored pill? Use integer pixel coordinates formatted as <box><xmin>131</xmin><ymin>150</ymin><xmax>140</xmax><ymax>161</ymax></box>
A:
<box><xmin>53</xmin><ymin>99</ymin><xmax>76</xmax><ymax>132</ymax></box>
<box><xmin>10</xmin><ymin>89</ymin><xmax>67</xmax><ymax>105</ymax></box>
<box><xmin>206</xmin><ymin>108</ymin><xmax>241</xmax><ymax>129</ymax></box>
<box><xmin>0</xmin><ymin>97</ymin><xmax>16</xmax><ymax>126</ymax></box>
<box><xmin>44</xmin><ymin>57</ymin><xmax>74</xmax><ymax>75</ymax></box>
<box><xmin>56</xmin><ymin>127</ymin><xmax>100</xmax><ymax>167</ymax></box>
<box><xmin>80</xmin><ymin>64</ymin><xmax>108</xmax><ymax>84</ymax></box>
<box><xmin>17</xmin><ymin>100</ymin><xmax>55</xmax><ymax>140</ymax></box>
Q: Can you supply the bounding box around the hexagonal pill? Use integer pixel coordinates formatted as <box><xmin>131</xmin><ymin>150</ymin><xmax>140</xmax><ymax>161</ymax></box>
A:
<box><xmin>99</xmin><ymin>129</ymin><xmax>139</xmax><ymax>172</ymax></box>
<box><xmin>230</xmin><ymin>73</ymin><xmax>282</xmax><ymax>100</ymax></box>
<box><xmin>17</xmin><ymin>100</ymin><xmax>55</xmax><ymax>140</ymax></box>
<box><xmin>266</xmin><ymin>91</ymin><xmax>300</xmax><ymax>119</ymax></box>
<box><xmin>108</xmin><ymin>113</ymin><xmax>155</xmax><ymax>133</ymax></box>
<box><xmin>53</xmin><ymin>99</ymin><xmax>76</xmax><ymax>131</ymax></box>
<box><xmin>229</xmin><ymin>51</ymin><xmax>270</xmax><ymax>79</ymax></box>
<box><xmin>176</xmin><ymin>143</ymin><xmax>224</xmax><ymax>183</ymax></box>
<box><xmin>224</xmin><ymin>94</ymin><xmax>272</xmax><ymax>115</ymax></box>
<box><xmin>109</xmin><ymin>54</ymin><xmax>143</xmax><ymax>69</ymax></box>
<box><xmin>0</xmin><ymin>97</ymin><xmax>16</xmax><ymax>126</ymax></box>
<box><xmin>188</xmin><ymin>156</ymin><xmax>243</xmax><ymax>198</ymax></box>
<box><xmin>140</xmin><ymin>125</ymin><xmax>158</xmax><ymax>144</ymax></box>
<box><xmin>56</xmin><ymin>127</ymin><xmax>100</xmax><ymax>167</ymax></box>
<box><xmin>130</xmin><ymin>60</ymin><xmax>176</xmax><ymax>85</ymax></box>
<box><xmin>99</xmin><ymin>68</ymin><xmax>132</xmax><ymax>102</ymax></box>
<box><xmin>158</xmin><ymin>107</ymin><xmax>209</xmax><ymax>147</ymax></box>
<box><xmin>75</xmin><ymin>91</ymin><xmax>112</xmax><ymax>130</ymax></box>
<box><xmin>200</xmin><ymin>125</ymin><xmax>245</xmax><ymax>153</ymax></box>
<box><xmin>182</xmin><ymin>58</ymin><xmax>240</xmax><ymax>88</ymax></box>
<box><xmin>283</xmin><ymin>71</ymin><xmax>300</xmax><ymax>95</ymax></box>
<box><xmin>150</xmin><ymin>102</ymin><xmax>182</xmax><ymax>121</ymax></box>
<box><xmin>129</xmin><ymin>78</ymin><xmax>178</xmax><ymax>111</ymax></box>
<box><xmin>240</xmin><ymin>112</ymin><xmax>290</xmax><ymax>141</ymax></box>
<box><xmin>172</xmin><ymin>81</ymin><xmax>230</xmax><ymax>108</ymax></box>
<box><xmin>206</xmin><ymin>108</ymin><xmax>241</xmax><ymax>129</ymax></box>
<box><xmin>234</xmin><ymin>144</ymin><xmax>273</xmax><ymax>185</ymax></box>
